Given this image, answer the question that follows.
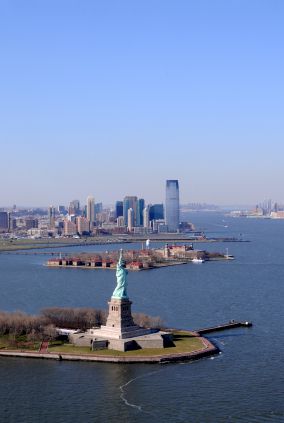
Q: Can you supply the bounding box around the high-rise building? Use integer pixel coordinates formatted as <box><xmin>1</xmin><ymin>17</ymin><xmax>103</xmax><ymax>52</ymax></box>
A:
<box><xmin>58</xmin><ymin>205</ymin><xmax>67</xmax><ymax>215</ymax></box>
<box><xmin>68</xmin><ymin>200</ymin><xmax>80</xmax><ymax>216</ymax></box>
<box><xmin>95</xmin><ymin>203</ymin><xmax>103</xmax><ymax>215</ymax></box>
<box><xmin>86</xmin><ymin>195</ymin><xmax>95</xmax><ymax>226</ymax></box>
<box><xmin>137</xmin><ymin>198</ymin><xmax>145</xmax><ymax>226</ymax></box>
<box><xmin>48</xmin><ymin>205</ymin><xmax>56</xmax><ymax>228</ymax></box>
<box><xmin>143</xmin><ymin>206</ymin><xmax>150</xmax><ymax>229</ymax></box>
<box><xmin>127</xmin><ymin>208</ymin><xmax>134</xmax><ymax>232</ymax></box>
<box><xmin>115</xmin><ymin>201</ymin><xmax>123</xmax><ymax>218</ymax></box>
<box><xmin>8</xmin><ymin>212</ymin><xmax>16</xmax><ymax>232</ymax></box>
<box><xmin>123</xmin><ymin>196</ymin><xmax>137</xmax><ymax>226</ymax></box>
<box><xmin>0</xmin><ymin>212</ymin><xmax>8</xmax><ymax>232</ymax></box>
<box><xmin>165</xmin><ymin>180</ymin><xmax>180</xmax><ymax>232</ymax></box>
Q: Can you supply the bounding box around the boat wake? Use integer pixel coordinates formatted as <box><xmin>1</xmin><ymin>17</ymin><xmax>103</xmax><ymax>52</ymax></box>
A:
<box><xmin>119</xmin><ymin>369</ymin><xmax>163</xmax><ymax>415</ymax></box>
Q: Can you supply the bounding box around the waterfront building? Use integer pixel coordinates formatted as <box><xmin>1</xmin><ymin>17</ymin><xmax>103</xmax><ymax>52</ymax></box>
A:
<box><xmin>64</xmin><ymin>220</ymin><xmax>77</xmax><ymax>236</ymax></box>
<box><xmin>86</xmin><ymin>195</ymin><xmax>95</xmax><ymax>226</ymax></box>
<box><xmin>157</xmin><ymin>223</ymin><xmax>168</xmax><ymax>233</ymax></box>
<box><xmin>76</xmin><ymin>216</ymin><xmax>90</xmax><ymax>235</ymax></box>
<box><xmin>165</xmin><ymin>180</ymin><xmax>180</xmax><ymax>232</ymax></box>
<box><xmin>271</xmin><ymin>211</ymin><xmax>284</xmax><ymax>219</ymax></box>
<box><xmin>27</xmin><ymin>228</ymin><xmax>46</xmax><ymax>238</ymax></box>
<box><xmin>127</xmin><ymin>208</ymin><xmax>134</xmax><ymax>232</ymax></box>
<box><xmin>123</xmin><ymin>196</ymin><xmax>137</xmax><ymax>226</ymax></box>
<box><xmin>117</xmin><ymin>216</ymin><xmax>125</xmax><ymax>227</ymax></box>
<box><xmin>151</xmin><ymin>219</ymin><xmax>167</xmax><ymax>232</ymax></box>
<box><xmin>25</xmin><ymin>218</ymin><xmax>38</xmax><ymax>230</ymax></box>
<box><xmin>115</xmin><ymin>201</ymin><xmax>123</xmax><ymax>218</ymax></box>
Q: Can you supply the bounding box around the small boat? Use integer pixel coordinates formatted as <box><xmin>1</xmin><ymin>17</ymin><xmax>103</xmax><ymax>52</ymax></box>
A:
<box><xmin>192</xmin><ymin>258</ymin><xmax>205</xmax><ymax>263</ymax></box>
<box><xmin>225</xmin><ymin>248</ymin><xmax>235</xmax><ymax>260</ymax></box>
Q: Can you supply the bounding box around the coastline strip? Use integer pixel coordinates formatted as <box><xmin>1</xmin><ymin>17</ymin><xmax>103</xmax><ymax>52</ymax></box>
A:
<box><xmin>0</xmin><ymin>334</ymin><xmax>218</xmax><ymax>364</ymax></box>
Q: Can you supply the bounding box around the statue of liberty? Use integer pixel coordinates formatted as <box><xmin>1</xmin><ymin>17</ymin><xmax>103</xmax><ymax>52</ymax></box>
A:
<box><xmin>112</xmin><ymin>249</ymin><xmax>128</xmax><ymax>299</ymax></box>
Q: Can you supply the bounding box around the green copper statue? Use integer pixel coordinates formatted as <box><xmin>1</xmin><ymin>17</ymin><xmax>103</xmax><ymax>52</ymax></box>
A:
<box><xmin>112</xmin><ymin>249</ymin><xmax>128</xmax><ymax>299</ymax></box>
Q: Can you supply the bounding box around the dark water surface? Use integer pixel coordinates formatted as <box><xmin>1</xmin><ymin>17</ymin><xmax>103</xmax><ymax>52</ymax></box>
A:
<box><xmin>0</xmin><ymin>213</ymin><xmax>283</xmax><ymax>422</ymax></box>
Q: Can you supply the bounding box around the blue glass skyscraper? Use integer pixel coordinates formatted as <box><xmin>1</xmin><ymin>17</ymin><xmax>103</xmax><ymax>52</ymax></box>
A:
<box><xmin>137</xmin><ymin>198</ymin><xmax>145</xmax><ymax>226</ymax></box>
<box><xmin>149</xmin><ymin>204</ymin><xmax>164</xmax><ymax>221</ymax></box>
<box><xmin>165</xmin><ymin>180</ymin><xmax>180</xmax><ymax>232</ymax></box>
<box><xmin>115</xmin><ymin>201</ymin><xmax>123</xmax><ymax>218</ymax></box>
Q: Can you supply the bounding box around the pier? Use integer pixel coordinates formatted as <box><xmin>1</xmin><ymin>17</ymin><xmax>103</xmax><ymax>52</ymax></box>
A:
<box><xmin>195</xmin><ymin>321</ymin><xmax>253</xmax><ymax>335</ymax></box>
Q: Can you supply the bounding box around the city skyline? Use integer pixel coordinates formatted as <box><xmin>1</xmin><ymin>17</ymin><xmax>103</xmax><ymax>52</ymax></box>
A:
<box><xmin>1</xmin><ymin>1</ymin><xmax>284</xmax><ymax>206</ymax></box>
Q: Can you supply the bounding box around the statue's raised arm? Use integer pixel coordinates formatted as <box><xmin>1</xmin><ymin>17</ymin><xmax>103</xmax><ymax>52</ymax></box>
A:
<box><xmin>112</xmin><ymin>249</ymin><xmax>128</xmax><ymax>299</ymax></box>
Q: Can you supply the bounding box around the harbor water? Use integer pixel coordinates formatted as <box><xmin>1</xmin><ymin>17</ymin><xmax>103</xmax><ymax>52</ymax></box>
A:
<box><xmin>0</xmin><ymin>213</ymin><xmax>283</xmax><ymax>422</ymax></box>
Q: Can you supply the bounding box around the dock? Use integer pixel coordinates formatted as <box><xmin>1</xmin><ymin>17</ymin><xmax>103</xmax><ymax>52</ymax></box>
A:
<box><xmin>195</xmin><ymin>321</ymin><xmax>253</xmax><ymax>335</ymax></box>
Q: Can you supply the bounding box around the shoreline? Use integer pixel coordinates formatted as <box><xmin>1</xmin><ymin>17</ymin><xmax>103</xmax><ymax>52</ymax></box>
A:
<box><xmin>0</xmin><ymin>236</ymin><xmax>247</xmax><ymax>253</ymax></box>
<box><xmin>0</xmin><ymin>331</ymin><xmax>218</xmax><ymax>364</ymax></box>
<box><xmin>0</xmin><ymin>322</ymin><xmax>252</xmax><ymax>364</ymax></box>
<box><xmin>45</xmin><ymin>261</ymin><xmax>189</xmax><ymax>271</ymax></box>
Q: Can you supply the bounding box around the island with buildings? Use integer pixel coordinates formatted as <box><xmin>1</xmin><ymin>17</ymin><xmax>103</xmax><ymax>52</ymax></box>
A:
<box><xmin>46</xmin><ymin>244</ymin><xmax>232</xmax><ymax>271</ymax></box>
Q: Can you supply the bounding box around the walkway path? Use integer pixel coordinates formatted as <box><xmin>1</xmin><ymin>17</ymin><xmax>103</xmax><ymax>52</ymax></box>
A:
<box><xmin>39</xmin><ymin>340</ymin><xmax>49</xmax><ymax>353</ymax></box>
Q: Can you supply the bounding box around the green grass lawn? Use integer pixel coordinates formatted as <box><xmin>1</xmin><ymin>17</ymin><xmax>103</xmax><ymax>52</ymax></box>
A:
<box><xmin>0</xmin><ymin>332</ymin><xmax>205</xmax><ymax>357</ymax></box>
<box><xmin>48</xmin><ymin>332</ymin><xmax>204</xmax><ymax>357</ymax></box>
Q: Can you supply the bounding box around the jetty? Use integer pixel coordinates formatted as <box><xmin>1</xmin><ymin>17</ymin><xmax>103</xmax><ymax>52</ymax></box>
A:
<box><xmin>195</xmin><ymin>320</ymin><xmax>253</xmax><ymax>335</ymax></box>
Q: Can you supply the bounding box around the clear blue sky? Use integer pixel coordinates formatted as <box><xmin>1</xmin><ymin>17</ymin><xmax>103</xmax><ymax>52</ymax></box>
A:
<box><xmin>0</xmin><ymin>0</ymin><xmax>283</xmax><ymax>207</ymax></box>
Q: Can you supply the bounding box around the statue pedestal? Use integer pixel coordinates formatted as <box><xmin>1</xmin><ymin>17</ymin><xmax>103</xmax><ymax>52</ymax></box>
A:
<box><xmin>95</xmin><ymin>297</ymin><xmax>152</xmax><ymax>340</ymax></box>
<box><xmin>71</xmin><ymin>296</ymin><xmax>172</xmax><ymax>352</ymax></box>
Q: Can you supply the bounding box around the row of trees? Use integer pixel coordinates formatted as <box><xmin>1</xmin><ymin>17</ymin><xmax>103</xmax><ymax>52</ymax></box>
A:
<box><xmin>41</xmin><ymin>307</ymin><xmax>107</xmax><ymax>330</ymax></box>
<box><xmin>0</xmin><ymin>311</ymin><xmax>56</xmax><ymax>341</ymax></box>
<box><xmin>0</xmin><ymin>307</ymin><xmax>164</xmax><ymax>340</ymax></box>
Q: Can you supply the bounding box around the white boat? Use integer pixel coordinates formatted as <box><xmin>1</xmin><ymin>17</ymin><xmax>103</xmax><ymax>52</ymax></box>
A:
<box><xmin>225</xmin><ymin>248</ymin><xmax>235</xmax><ymax>260</ymax></box>
<box><xmin>192</xmin><ymin>258</ymin><xmax>205</xmax><ymax>263</ymax></box>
